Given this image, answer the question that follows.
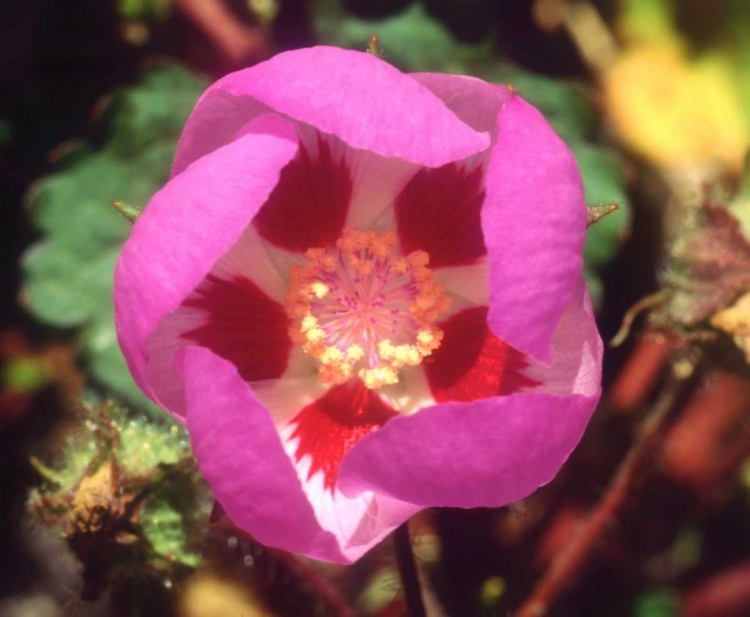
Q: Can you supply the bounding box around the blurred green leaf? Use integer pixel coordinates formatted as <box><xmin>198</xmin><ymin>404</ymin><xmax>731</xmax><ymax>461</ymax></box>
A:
<box><xmin>118</xmin><ymin>0</ymin><xmax>172</xmax><ymax>23</ymax></box>
<box><xmin>106</xmin><ymin>65</ymin><xmax>205</xmax><ymax>156</ymax></box>
<box><xmin>22</xmin><ymin>63</ymin><xmax>207</xmax><ymax>409</ymax></box>
<box><xmin>2</xmin><ymin>358</ymin><xmax>49</xmax><ymax>393</ymax></box>
<box><xmin>0</xmin><ymin>117</ymin><xmax>11</xmax><ymax>144</ymax></box>
<box><xmin>632</xmin><ymin>588</ymin><xmax>679</xmax><ymax>617</ymax></box>
<box><xmin>315</xmin><ymin>0</ymin><xmax>495</xmax><ymax>72</ymax></box>
<box><xmin>478</xmin><ymin>64</ymin><xmax>597</xmax><ymax>141</ymax></box>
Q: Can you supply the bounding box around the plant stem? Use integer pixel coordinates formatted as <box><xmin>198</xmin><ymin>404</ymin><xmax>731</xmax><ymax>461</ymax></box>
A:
<box><xmin>394</xmin><ymin>522</ymin><xmax>427</xmax><ymax>617</ymax></box>
<box><xmin>513</xmin><ymin>348</ymin><xmax>702</xmax><ymax>617</ymax></box>
<box><xmin>683</xmin><ymin>559</ymin><xmax>750</xmax><ymax>617</ymax></box>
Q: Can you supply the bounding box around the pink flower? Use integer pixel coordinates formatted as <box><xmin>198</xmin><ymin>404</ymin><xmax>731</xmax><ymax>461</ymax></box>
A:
<box><xmin>114</xmin><ymin>47</ymin><xmax>602</xmax><ymax>563</ymax></box>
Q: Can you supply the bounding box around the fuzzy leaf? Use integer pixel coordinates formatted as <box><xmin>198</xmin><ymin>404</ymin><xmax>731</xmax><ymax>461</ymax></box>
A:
<box><xmin>653</xmin><ymin>201</ymin><xmax>750</xmax><ymax>331</ymax></box>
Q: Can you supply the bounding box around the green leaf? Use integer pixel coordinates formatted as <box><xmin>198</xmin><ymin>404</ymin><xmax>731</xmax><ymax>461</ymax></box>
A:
<box><xmin>479</xmin><ymin>64</ymin><xmax>597</xmax><ymax>141</ymax></box>
<box><xmin>21</xmin><ymin>63</ymin><xmax>207</xmax><ymax>409</ymax></box>
<box><xmin>141</xmin><ymin>494</ymin><xmax>201</xmax><ymax>569</ymax></box>
<box><xmin>106</xmin><ymin>64</ymin><xmax>205</xmax><ymax>157</ymax></box>
<box><xmin>315</xmin><ymin>0</ymin><xmax>495</xmax><ymax>72</ymax></box>
<box><xmin>81</xmin><ymin>311</ymin><xmax>158</xmax><ymax>412</ymax></box>
<box><xmin>22</xmin><ymin>242</ymin><xmax>120</xmax><ymax>328</ymax></box>
<box><xmin>118</xmin><ymin>0</ymin><xmax>173</xmax><ymax>24</ymax></box>
<box><xmin>632</xmin><ymin>588</ymin><xmax>679</xmax><ymax>617</ymax></box>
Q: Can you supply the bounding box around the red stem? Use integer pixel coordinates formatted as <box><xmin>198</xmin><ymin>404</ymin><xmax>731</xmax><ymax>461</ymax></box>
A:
<box><xmin>513</xmin><ymin>351</ymin><xmax>700</xmax><ymax>617</ymax></box>
<box><xmin>682</xmin><ymin>560</ymin><xmax>750</xmax><ymax>617</ymax></box>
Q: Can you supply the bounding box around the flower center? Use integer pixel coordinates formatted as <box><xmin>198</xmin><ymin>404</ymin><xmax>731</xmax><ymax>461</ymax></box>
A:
<box><xmin>285</xmin><ymin>228</ymin><xmax>451</xmax><ymax>389</ymax></box>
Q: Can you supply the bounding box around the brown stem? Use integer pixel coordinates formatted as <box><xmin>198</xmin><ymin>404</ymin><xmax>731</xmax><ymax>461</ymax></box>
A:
<box><xmin>513</xmin><ymin>349</ymin><xmax>701</xmax><ymax>617</ymax></box>
<box><xmin>682</xmin><ymin>560</ymin><xmax>750</xmax><ymax>617</ymax></box>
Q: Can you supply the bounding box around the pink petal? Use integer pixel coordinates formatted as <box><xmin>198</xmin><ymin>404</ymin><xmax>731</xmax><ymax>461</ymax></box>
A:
<box><xmin>253</xmin><ymin>133</ymin><xmax>352</xmax><ymax>252</ymax></box>
<box><xmin>425</xmin><ymin>307</ymin><xmax>540</xmax><ymax>403</ymax></box>
<box><xmin>182</xmin><ymin>346</ymin><xmax>420</xmax><ymax>563</ymax></box>
<box><xmin>180</xmin><ymin>346</ymin><xmax>348</xmax><ymax>562</ymax></box>
<box><xmin>174</xmin><ymin>47</ymin><xmax>489</xmax><ymax>174</ymax></box>
<box><xmin>114</xmin><ymin>116</ymin><xmax>298</xmax><ymax>405</ymax></box>
<box><xmin>524</xmin><ymin>278</ymin><xmax>603</xmax><ymax>397</ymax></box>
<box><xmin>338</xmin><ymin>279</ymin><xmax>602</xmax><ymax>507</ymax></box>
<box><xmin>287</xmin><ymin>379</ymin><xmax>398</xmax><ymax>492</ymax></box>
<box><xmin>394</xmin><ymin>163</ymin><xmax>487</xmax><ymax>268</ymax></box>
<box><xmin>411</xmin><ymin>74</ymin><xmax>586</xmax><ymax>365</ymax></box>
<box><xmin>145</xmin><ymin>224</ymin><xmax>294</xmax><ymax>417</ymax></box>
<box><xmin>172</xmin><ymin>92</ymin><xmax>270</xmax><ymax>177</ymax></box>
<box><xmin>411</xmin><ymin>73</ymin><xmax>511</xmax><ymax>135</ymax></box>
<box><xmin>483</xmin><ymin>96</ymin><xmax>586</xmax><ymax>364</ymax></box>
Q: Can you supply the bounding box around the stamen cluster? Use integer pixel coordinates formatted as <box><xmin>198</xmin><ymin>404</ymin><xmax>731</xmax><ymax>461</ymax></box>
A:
<box><xmin>286</xmin><ymin>228</ymin><xmax>451</xmax><ymax>388</ymax></box>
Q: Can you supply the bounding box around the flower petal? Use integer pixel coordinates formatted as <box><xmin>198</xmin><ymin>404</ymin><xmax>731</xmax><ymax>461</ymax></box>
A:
<box><xmin>395</xmin><ymin>163</ymin><xmax>487</xmax><ymax>268</ymax></box>
<box><xmin>181</xmin><ymin>275</ymin><xmax>291</xmax><ymax>381</ymax></box>
<box><xmin>180</xmin><ymin>346</ymin><xmax>348</xmax><ymax>562</ymax></box>
<box><xmin>253</xmin><ymin>132</ymin><xmax>352</xmax><ymax>252</ymax></box>
<box><xmin>287</xmin><ymin>379</ymin><xmax>398</xmax><ymax>491</ymax></box>
<box><xmin>174</xmin><ymin>47</ymin><xmax>489</xmax><ymax>174</ymax></box>
<box><xmin>412</xmin><ymin>75</ymin><xmax>586</xmax><ymax>364</ymax></box>
<box><xmin>338</xmin><ymin>279</ymin><xmax>602</xmax><ymax>507</ymax></box>
<box><xmin>425</xmin><ymin>307</ymin><xmax>540</xmax><ymax>403</ymax></box>
<box><xmin>483</xmin><ymin>95</ymin><xmax>587</xmax><ymax>364</ymax></box>
<box><xmin>114</xmin><ymin>116</ymin><xmax>298</xmax><ymax>404</ymax></box>
<box><xmin>433</xmin><ymin>260</ymin><xmax>489</xmax><ymax>306</ymax></box>
<box><xmin>411</xmin><ymin>73</ymin><xmax>511</xmax><ymax>135</ymax></box>
<box><xmin>182</xmin><ymin>346</ymin><xmax>419</xmax><ymax>563</ymax></box>
<box><xmin>523</xmin><ymin>278</ymin><xmax>603</xmax><ymax>397</ymax></box>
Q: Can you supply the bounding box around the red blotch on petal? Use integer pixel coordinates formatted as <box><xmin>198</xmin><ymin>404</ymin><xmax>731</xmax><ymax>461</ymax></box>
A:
<box><xmin>183</xmin><ymin>275</ymin><xmax>292</xmax><ymax>381</ymax></box>
<box><xmin>395</xmin><ymin>163</ymin><xmax>486</xmax><ymax>268</ymax></box>
<box><xmin>426</xmin><ymin>307</ymin><xmax>539</xmax><ymax>403</ymax></box>
<box><xmin>289</xmin><ymin>379</ymin><xmax>397</xmax><ymax>492</ymax></box>
<box><xmin>253</xmin><ymin>136</ymin><xmax>352</xmax><ymax>252</ymax></box>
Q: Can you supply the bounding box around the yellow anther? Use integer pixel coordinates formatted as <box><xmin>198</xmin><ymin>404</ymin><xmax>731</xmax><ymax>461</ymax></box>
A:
<box><xmin>285</xmin><ymin>228</ymin><xmax>452</xmax><ymax>390</ymax></box>
<box><xmin>310</xmin><ymin>282</ymin><xmax>329</xmax><ymax>299</ymax></box>
<box><xmin>407</xmin><ymin>251</ymin><xmax>430</xmax><ymax>267</ymax></box>
<box><xmin>319</xmin><ymin>362</ymin><xmax>352</xmax><ymax>385</ymax></box>
<box><xmin>390</xmin><ymin>259</ymin><xmax>409</xmax><ymax>274</ymax></box>
<box><xmin>321</xmin><ymin>255</ymin><xmax>337</xmax><ymax>272</ymax></box>
<box><xmin>356</xmin><ymin>260</ymin><xmax>374</xmax><ymax>275</ymax></box>
<box><xmin>320</xmin><ymin>346</ymin><xmax>344</xmax><ymax>365</ymax></box>
<box><xmin>305</xmin><ymin>327</ymin><xmax>326</xmax><ymax>345</ymax></box>
<box><xmin>360</xmin><ymin>366</ymin><xmax>399</xmax><ymax>389</ymax></box>
<box><xmin>377</xmin><ymin>340</ymin><xmax>396</xmax><ymax>361</ymax></box>
<box><xmin>346</xmin><ymin>345</ymin><xmax>365</xmax><ymax>361</ymax></box>
<box><xmin>417</xmin><ymin>329</ymin><xmax>434</xmax><ymax>346</ymax></box>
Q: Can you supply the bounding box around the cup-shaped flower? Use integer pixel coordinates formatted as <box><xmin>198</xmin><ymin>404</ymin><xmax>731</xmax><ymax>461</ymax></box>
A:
<box><xmin>114</xmin><ymin>46</ymin><xmax>602</xmax><ymax>563</ymax></box>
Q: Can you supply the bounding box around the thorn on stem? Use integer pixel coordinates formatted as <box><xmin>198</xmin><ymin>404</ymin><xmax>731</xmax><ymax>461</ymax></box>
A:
<box><xmin>113</xmin><ymin>201</ymin><xmax>144</xmax><ymax>224</ymax></box>
<box><xmin>367</xmin><ymin>35</ymin><xmax>382</xmax><ymax>57</ymax></box>
<box><xmin>587</xmin><ymin>203</ymin><xmax>619</xmax><ymax>228</ymax></box>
